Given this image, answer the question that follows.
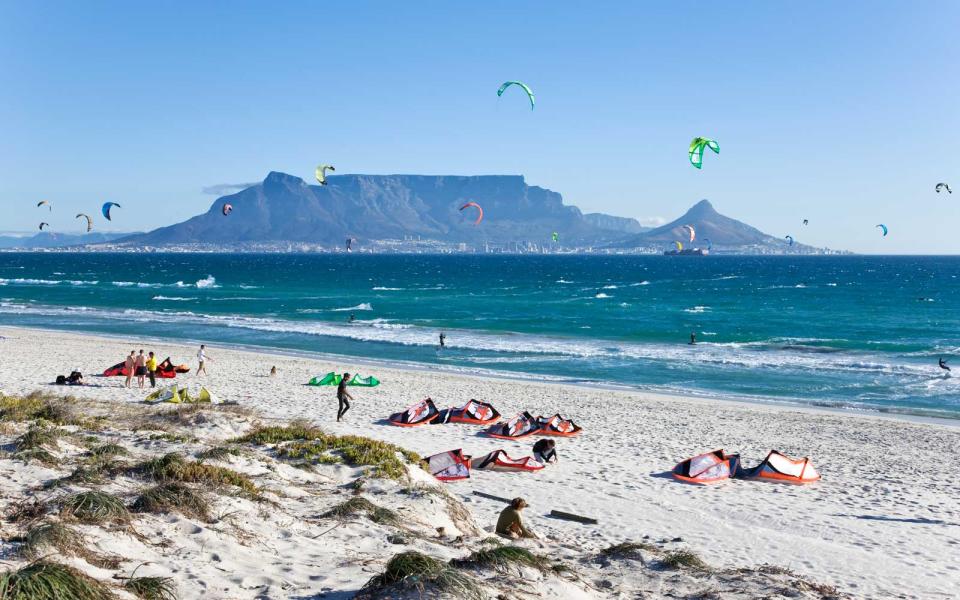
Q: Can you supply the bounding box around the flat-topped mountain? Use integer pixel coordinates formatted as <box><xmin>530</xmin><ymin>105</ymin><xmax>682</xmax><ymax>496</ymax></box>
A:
<box><xmin>118</xmin><ymin>172</ymin><xmax>645</xmax><ymax>247</ymax></box>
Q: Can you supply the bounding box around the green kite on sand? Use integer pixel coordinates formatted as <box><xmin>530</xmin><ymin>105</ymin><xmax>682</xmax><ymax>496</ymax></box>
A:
<box><xmin>308</xmin><ymin>372</ymin><xmax>380</xmax><ymax>387</ymax></box>
<box><xmin>688</xmin><ymin>137</ymin><xmax>719</xmax><ymax>169</ymax></box>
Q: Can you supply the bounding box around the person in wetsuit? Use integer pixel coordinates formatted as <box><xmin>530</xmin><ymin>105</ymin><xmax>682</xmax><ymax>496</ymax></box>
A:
<box><xmin>439</xmin><ymin>332</ymin><xmax>446</xmax><ymax>348</ymax></box>
<box><xmin>689</xmin><ymin>331</ymin><xmax>697</xmax><ymax>345</ymax></box>
<box><xmin>495</xmin><ymin>498</ymin><xmax>538</xmax><ymax>539</ymax></box>
<box><xmin>336</xmin><ymin>372</ymin><xmax>354</xmax><ymax>422</ymax></box>
<box><xmin>939</xmin><ymin>357</ymin><xmax>950</xmax><ymax>372</ymax></box>
<box><xmin>532</xmin><ymin>439</ymin><xmax>557</xmax><ymax>464</ymax></box>
<box><xmin>348</xmin><ymin>313</ymin><xmax>356</xmax><ymax>323</ymax></box>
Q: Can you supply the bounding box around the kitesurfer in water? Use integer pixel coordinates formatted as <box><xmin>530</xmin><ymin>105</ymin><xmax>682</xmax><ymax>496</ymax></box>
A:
<box><xmin>689</xmin><ymin>332</ymin><xmax>697</xmax><ymax>345</ymax></box>
<box><xmin>439</xmin><ymin>332</ymin><xmax>446</xmax><ymax>348</ymax></box>
<box><xmin>348</xmin><ymin>313</ymin><xmax>356</xmax><ymax>323</ymax></box>
<box><xmin>939</xmin><ymin>357</ymin><xmax>950</xmax><ymax>372</ymax></box>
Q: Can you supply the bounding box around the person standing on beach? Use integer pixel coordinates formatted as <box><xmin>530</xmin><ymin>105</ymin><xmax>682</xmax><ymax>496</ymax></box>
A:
<box><xmin>337</xmin><ymin>372</ymin><xmax>354</xmax><ymax>422</ymax></box>
<box><xmin>197</xmin><ymin>344</ymin><xmax>210</xmax><ymax>376</ymax></box>
<box><xmin>146</xmin><ymin>351</ymin><xmax>158</xmax><ymax>388</ymax></box>
<box><xmin>124</xmin><ymin>351</ymin><xmax>135</xmax><ymax>388</ymax></box>
<box><xmin>135</xmin><ymin>350</ymin><xmax>147</xmax><ymax>389</ymax></box>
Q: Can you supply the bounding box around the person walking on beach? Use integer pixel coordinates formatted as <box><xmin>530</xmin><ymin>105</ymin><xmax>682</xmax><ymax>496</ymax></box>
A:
<box><xmin>197</xmin><ymin>344</ymin><xmax>210</xmax><ymax>376</ymax></box>
<box><xmin>336</xmin><ymin>372</ymin><xmax>354</xmax><ymax>422</ymax></box>
<box><xmin>135</xmin><ymin>349</ymin><xmax>147</xmax><ymax>389</ymax></box>
<box><xmin>146</xmin><ymin>351</ymin><xmax>158</xmax><ymax>388</ymax></box>
<box><xmin>496</xmin><ymin>498</ymin><xmax>538</xmax><ymax>539</ymax></box>
<box><xmin>124</xmin><ymin>351</ymin><xmax>135</xmax><ymax>388</ymax></box>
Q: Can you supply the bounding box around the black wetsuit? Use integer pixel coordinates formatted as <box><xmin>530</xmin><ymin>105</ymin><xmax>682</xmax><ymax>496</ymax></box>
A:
<box><xmin>439</xmin><ymin>333</ymin><xmax>446</xmax><ymax>348</ymax></box>
<box><xmin>939</xmin><ymin>359</ymin><xmax>950</xmax><ymax>372</ymax></box>
<box><xmin>532</xmin><ymin>439</ymin><xmax>556</xmax><ymax>463</ymax></box>
<box><xmin>689</xmin><ymin>333</ymin><xmax>696</xmax><ymax>345</ymax></box>
<box><xmin>337</xmin><ymin>378</ymin><xmax>351</xmax><ymax>421</ymax></box>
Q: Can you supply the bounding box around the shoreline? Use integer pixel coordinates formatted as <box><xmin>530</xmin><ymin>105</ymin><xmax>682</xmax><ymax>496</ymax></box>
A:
<box><xmin>2</xmin><ymin>323</ymin><xmax>957</xmax><ymax>428</ymax></box>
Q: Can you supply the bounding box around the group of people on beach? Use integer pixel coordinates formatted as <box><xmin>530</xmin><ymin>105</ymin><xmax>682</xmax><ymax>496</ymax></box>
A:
<box><xmin>121</xmin><ymin>349</ymin><xmax>159</xmax><ymax>389</ymax></box>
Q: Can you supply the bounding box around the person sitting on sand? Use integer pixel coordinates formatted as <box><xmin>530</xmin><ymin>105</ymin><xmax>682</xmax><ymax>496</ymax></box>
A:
<box><xmin>496</xmin><ymin>497</ymin><xmax>537</xmax><ymax>540</ymax></box>
<box><xmin>270</xmin><ymin>366</ymin><xmax>277</xmax><ymax>377</ymax></box>
<box><xmin>124</xmin><ymin>351</ymin><xmax>135</xmax><ymax>388</ymax></box>
<box><xmin>532</xmin><ymin>439</ymin><xmax>557</xmax><ymax>464</ymax></box>
<box><xmin>337</xmin><ymin>372</ymin><xmax>354</xmax><ymax>422</ymax></box>
<box><xmin>67</xmin><ymin>370</ymin><xmax>83</xmax><ymax>385</ymax></box>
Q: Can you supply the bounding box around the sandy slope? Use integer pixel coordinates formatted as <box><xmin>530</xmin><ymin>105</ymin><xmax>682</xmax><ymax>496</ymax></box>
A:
<box><xmin>1</xmin><ymin>326</ymin><xmax>958</xmax><ymax>598</ymax></box>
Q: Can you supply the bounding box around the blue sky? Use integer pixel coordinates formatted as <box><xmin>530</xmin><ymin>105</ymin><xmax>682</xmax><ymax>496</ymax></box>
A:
<box><xmin>1</xmin><ymin>1</ymin><xmax>958</xmax><ymax>253</ymax></box>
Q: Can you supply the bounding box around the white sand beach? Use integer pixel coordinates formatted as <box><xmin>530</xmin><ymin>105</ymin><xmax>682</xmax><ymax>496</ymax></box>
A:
<box><xmin>1</xmin><ymin>326</ymin><xmax>958</xmax><ymax>598</ymax></box>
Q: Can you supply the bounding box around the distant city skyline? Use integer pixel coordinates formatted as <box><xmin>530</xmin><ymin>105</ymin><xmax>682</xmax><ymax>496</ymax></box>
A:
<box><xmin>1</xmin><ymin>1</ymin><xmax>958</xmax><ymax>253</ymax></box>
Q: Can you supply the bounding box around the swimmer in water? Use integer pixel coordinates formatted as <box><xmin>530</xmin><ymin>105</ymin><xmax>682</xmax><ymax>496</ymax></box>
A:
<box><xmin>439</xmin><ymin>332</ymin><xmax>446</xmax><ymax>348</ymax></box>
<box><xmin>939</xmin><ymin>357</ymin><xmax>950</xmax><ymax>372</ymax></box>
<box><xmin>689</xmin><ymin>332</ymin><xmax>696</xmax><ymax>345</ymax></box>
<box><xmin>348</xmin><ymin>313</ymin><xmax>356</xmax><ymax>323</ymax></box>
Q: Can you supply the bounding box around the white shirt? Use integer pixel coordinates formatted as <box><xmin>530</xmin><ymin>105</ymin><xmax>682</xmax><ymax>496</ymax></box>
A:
<box><xmin>198</xmin><ymin>349</ymin><xmax>206</xmax><ymax>362</ymax></box>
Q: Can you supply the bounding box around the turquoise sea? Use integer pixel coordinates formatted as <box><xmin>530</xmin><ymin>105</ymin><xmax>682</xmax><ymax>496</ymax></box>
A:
<box><xmin>1</xmin><ymin>253</ymin><xmax>958</xmax><ymax>417</ymax></box>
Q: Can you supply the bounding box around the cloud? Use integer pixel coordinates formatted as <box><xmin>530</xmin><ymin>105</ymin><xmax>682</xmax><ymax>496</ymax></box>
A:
<box><xmin>201</xmin><ymin>182</ymin><xmax>258</xmax><ymax>196</ymax></box>
<box><xmin>637</xmin><ymin>216</ymin><xmax>667</xmax><ymax>227</ymax></box>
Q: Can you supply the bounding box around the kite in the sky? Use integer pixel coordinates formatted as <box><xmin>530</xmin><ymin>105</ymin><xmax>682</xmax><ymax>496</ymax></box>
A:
<box><xmin>101</xmin><ymin>202</ymin><xmax>121</xmax><ymax>221</ymax></box>
<box><xmin>673</xmin><ymin>241</ymin><xmax>683</xmax><ymax>251</ymax></box>
<box><xmin>682</xmin><ymin>224</ymin><xmax>696</xmax><ymax>243</ymax></box>
<box><xmin>785</xmin><ymin>235</ymin><xmax>794</xmax><ymax>246</ymax></box>
<box><xmin>688</xmin><ymin>137</ymin><xmax>719</xmax><ymax>169</ymax></box>
<box><xmin>75</xmin><ymin>213</ymin><xmax>93</xmax><ymax>232</ymax></box>
<box><xmin>935</xmin><ymin>183</ymin><xmax>951</xmax><ymax>194</ymax></box>
<box><xmin>876</xmin><ymin>224</ymin><xmax>888</xmax><ymax>237</ymax></box>
<box><xmin>551</xmin><ymin>232</ymin><xmax>559</xmax><ymax>242</ymax></box>
<box><xmin>39</xmin><ymin>222</ymin><xmax>49</xmax><ymax>231</ymax></box>
<box><xmin>704</xmin><ymin>238</ymin><xmax>712</xmax><ymax>251</ymax></box>
<box><xmin>802</xmin><ymin>219</ymin><xmax>809</xmax><ymax>226</ymax></box>
<box><xmin>315</xmin><ymin>164</ymin><xmax>335</xmax><ymax>185</ymax></box>
<box><xmin>497</xmin><ymin>81</ymin><xmax>535</xmax><ymax>110</ymax></box>
<box><xmin>459</xmin><ymin>201</ymin><xmax>483</xmax><ymax>225</ymax></box>
<box><xmin>222</xmin><ymin>203</ymin><xmax>233</xmax><ymax>216</ymax></box>
<box><xmin>37</xmin><ymin>200</ymin><xmax>51</xmax><ymax>211</ymax></box>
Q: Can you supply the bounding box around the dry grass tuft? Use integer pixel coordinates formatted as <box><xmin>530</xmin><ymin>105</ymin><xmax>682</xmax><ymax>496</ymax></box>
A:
<box><xmin>123</xmin><ymin>575</ymin><xmax>178</xmax><ymax>600</ymax></box>
<box><xmin>321</xmin><ymin>497</ymin><xmax>400</xmax><ymax>526</ymax></box>
<box><xmin>358</xmin><ymin>552</ymin><xmax>483</xmax><ymax>600</ymax></box>
<box><xmin>660</xmin><ymin>550</ymin><xmax>710</xmax><ymax>571</ymax></box>
<box><xmin>132</xmin><ymin>482</ymin><xmax>211</xmax><ymax>522</ymax></box>
<box><xmin>453</xmin><ymin>545</ymin><xmax>551</xmax><ymax>572</ymax></box>
<box><xmin>18</xmin><ymin>522</ymin><xmax>120</xmax><ymax>569</ymax></box>
<box><xmin>130</xmin><ymin>452</ymin><xmax>258</xmax><ymax>496</ymax></box>
<box><xmin>0</xmin><ymin>392</ymin><xmax>82</xmax><ymax>425</ymax></box>
<box><xmin>5</xmin><ymin>497</ymin><xmax>48</xmax><ymax>524</ymax></box>
<box><xmin>60</xmin><ymin>491</ymin><xmax>130</xmax><ymax>525</ymax></box>
<box><xmin>0</xmin><ymin>560</ymin><xmax>116</xmax><ymax>600</ymax></box>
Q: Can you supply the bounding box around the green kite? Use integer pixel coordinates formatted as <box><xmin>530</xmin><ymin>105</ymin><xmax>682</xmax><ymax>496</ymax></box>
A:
<box><xmin>497</xmin><ymin>81</ymin><xmax>535</xmax><ymax>110</ymax></box>
<box><xmin>688</xmin><ymin>137</ymin><xmax>719</xmax><ymax>169</ymax></box>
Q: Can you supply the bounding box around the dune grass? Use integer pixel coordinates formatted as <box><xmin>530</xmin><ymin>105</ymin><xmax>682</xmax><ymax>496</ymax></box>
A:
<box><xmin>321</xmin><ymin>497</ymin><xmax>400</xmax><ymax>526</ymax></box>
<box><xmin>123</xmin><ymin>575</ymin><xmax>177</xmax><ymax>600</ymax></box>
<box><xmin>196</xmin><ymin>445</ymin><xmax>243</xmax><ymax>462</ymax></box>
<box><xmin>660</xmin><ymin>550</ymin><xmax>710</xmax><ymax>571</ymax></box>
<box><xmin>600</xmin><ymin>541</ymin><xmax>659</xmax><ymax>560</ymax></box>
<box><xmin>15</xmin><ymin>422</ymin><xmax>61</xmax><ymax>451</ymax></box>
<box><xmin>12</xmin><ymin>447</ymin><xmax>59</xmax><ymax>466</ymax></box>
<box><xmin>0</xmin><ymin>392</ymin><xmax>81</xmax><ymax>425</ymax></box>
<box><xmin>0</xmin><ymin>560</ymin><xmax>116</xmax><ymax>600</ymax></box>
<box><xmin>5</xmin><ymin>497</ymin><xmax>48</xmax><ymax>524</ymax></box>
<box><xmin>60</xmin><ymin>491</ymin><xmax>130</xmax><ymax>525</ymax></box>
<box><xmin>453</xmin><ymin>545</ymin><xmax>551</xmax><ymax>572</ymax></box>
<box><xmin>130</xmin><ymin>452</ymin><xmax>258</xmax><ymax>496</ymax></box>
<box><xmin>90</xmin><ymin>443</ymin><xmax>129</xmax><ymax>458</ymax></box>
<box><xmin>234</xmin><ymin>423</ymin><xmax>419</xmax><ymax>480</ymax></box>
<box><xmin>18</xmin><ymin>522</ymin><xmax>119</xmax><ymax>569</ymax></box>
<box><xmin>359</xmin><ymin>552</ymin><xmax>482</xmax><ymax>600</ymax></box>
<box><xmin>132</xmin><ymin>482</ymin><xmax>211</xmax><ymax>522</ymax></box>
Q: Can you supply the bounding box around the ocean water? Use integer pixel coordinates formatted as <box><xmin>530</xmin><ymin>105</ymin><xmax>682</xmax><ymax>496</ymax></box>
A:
<box><xmin>1</xmin><ymin>253</ymin><xmax>958</xmax><ymax>417</ymax></box>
